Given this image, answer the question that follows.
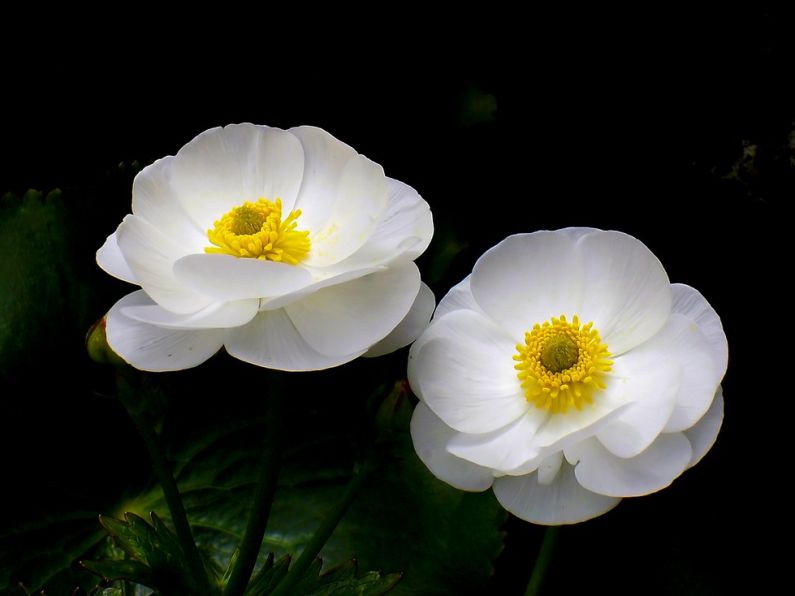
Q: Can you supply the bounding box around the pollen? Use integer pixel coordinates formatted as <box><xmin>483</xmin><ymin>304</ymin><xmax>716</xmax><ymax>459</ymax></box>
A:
<box><xmin>513</xmin><ymin>314</ymin><xmax>613</xmax><ymax>414</ymax></box>
<box><xmin>205</xmin><ymin>198</ymin><xmax>310</xmax><ymax>264</ymax></box>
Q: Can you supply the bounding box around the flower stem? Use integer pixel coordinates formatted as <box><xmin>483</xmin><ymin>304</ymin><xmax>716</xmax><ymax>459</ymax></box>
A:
<box><xmin>121</xmin><ymin>394</ymin><xmax>214</xmax><ymax>595</ymax></box>
<box><xmin>269</xmin><ymin>456</ymin><xmax>371</xmax><ymax>596</ymax></box>
<box><xmin>223</xmin><ymin>375</ymin><xmax>286</xmax><ymax>596</ymax></box>
<box><xmin>524</xmin><ymin>526</ymin><xmax>561</xmax><ymax>596</ymax></box>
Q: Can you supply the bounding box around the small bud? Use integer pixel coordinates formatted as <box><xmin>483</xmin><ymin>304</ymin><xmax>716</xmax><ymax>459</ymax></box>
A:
<box><xmin>85</xmin><ymin>316</ymin><xmax>126</xmax><ymax>366</ymax></box>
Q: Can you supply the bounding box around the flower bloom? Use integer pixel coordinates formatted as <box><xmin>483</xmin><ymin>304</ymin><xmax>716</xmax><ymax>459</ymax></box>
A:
<box><xmin>97</xmin><ymin>124</ymin><xmax>434</xmax><ymax>371</ymax></box>
<box><xmin>408</xmin><ymin>229</ymin><xmax>727</xmax><ymax>524</ymax></box>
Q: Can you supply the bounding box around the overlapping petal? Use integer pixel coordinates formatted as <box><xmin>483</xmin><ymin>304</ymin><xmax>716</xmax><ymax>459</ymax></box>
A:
<box><xmin>409</xmin><ymin>228</ymin><xmax>727</xmax><ymax>525</ymax></box>
<box><xmin>408</xmin><ymin>309</ymin><xmax>528</xmax><ymax>434</ymax></box>
<box><xmin>224</xmin><ymin>308</ymin><xmax>365</xmax><ymax>372</ymax></box>
<box><xmin>169</xmin><ymin>124</ymin><xmax>306</xmax><ymax>229</ymax></box>
<box><xmin>105</xmin><ymin>291</ymin><xmax>227</xmax><ymax>372</ymax></box>
<box><xmin>98</xmin><ymin>124</ymin><xmax>434</xmax><ymax>371</ymax></box>
<box><xmin>493</xmin><ymin>462</ymin><xmax>621</xmax><ymax>525</ymax></box>
<box><xmin>410</xmin><ymin>403</ymin><xmax>494</xmax><ymax>491</ymax></box>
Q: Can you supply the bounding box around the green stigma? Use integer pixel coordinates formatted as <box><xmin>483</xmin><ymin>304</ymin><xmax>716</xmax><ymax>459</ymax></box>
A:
<box><xmin>539</xmin><ymin>334</ymin><xmax>579</xmax><ymax>373</ymax></box>
<box><xmin>230</xmin><ymin>205</ymin><xmax>267</xmax><ymax>235</ymax></box>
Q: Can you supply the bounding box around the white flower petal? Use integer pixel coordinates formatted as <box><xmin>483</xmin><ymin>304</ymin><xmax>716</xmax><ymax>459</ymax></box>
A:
<box><xmin>116</xmin><ymin>215</ymin><xmax>211</xmax><ymax>314</ymax></box>
<box><xmin>289</xmin><ymin>126</ymin><xmax>389</xmax><ymax>267</ymax></box>
<box><xmin>287</xmin><ymin>126</ymin><xmax>359</xmax><ymax>232</ymax></box>
<box><xmin>336</xmin><ymin>177</ymin><xmax>433</xmax><ymax>268</ymax></box>
<box><xmin>286</xmin><ymin>263</ymin><xmax>420</xmax><ymax>356</ymax></box>
<box><xmin>97</xmin><ymin>231</ymin><xmax>138</xmax><ymax>284</ymax></box>
<box><xmin>470</xmin><ymin>232</ymin><xmax>584</xmax><ymax>335</ymax></box>
<box><xmin>537</xmin><ymin>451</ymin><xmax>564</xmax><ymax>485</ymax></box>
<box><xmin>105</xmin><ymin>290</ymin><xmax>226</xmax><ymax>372</ymax></box>
<box><xmin>131</xmin><ymin>156</ymin><xmax>207</xmax><ymax>250</ymax></box>
<box><xmin>665</xmin><ymin>285</ymin><xmax>729</xmax><ymax>432</ymax></box>
<box><xmin>173</xmin><ymin>254</ymin><xmax>312</xmax><ymax>302</ymax></box>
<box><xmin>405</xmin><ymin>275</ymin><xmax>480</xmax><ymax>397</ymax></box>
<box><xmin>493</xmin><ymin>462</ymin><xmax>621</xmax><ymax>525</ymax></box>
<box><xmin>365</xmin><ymin>283</ymin><xmax>435</xmax><ymax>357</ymax></box>
<box><xmin>446</xmin><ymin>412</ymin><xmax>547</xmax><ymax>473</ymax></box>
<box><xmin>121</xmin><ymin>298</ymin><xmax>259</xmax><ymax>330</ymax></box>
<box><xmin>661</xmin><ymin>314</ymin><xmax>726</xmax><ymax>432</ymax></box>
<box><xmin>258</xmin><ymin>265</ymin><xmax>385</xmax><ymax>311</ymax></box>
<box><xmin>410</xmin><ymin>403</ymin><xmax>494</xmax><ymax>492</ymax></box>
<box><xmin>671</xmin><ymin>284</ymin><xmax>729</xmax><ymax>371</ymax></box>
<box><xmin>528</xmin><ymin>388</ymin><xmax>633</xmax><ymax>454</ymax></box>
<box><xmin>684</xmin><ymin>387</ymin><xmax>724</xmax><ymax>468</ymax></box>
<box><xmin>224</xmin><ymin>308</ymin><xmax>364</xmax><ymax>371</ymax></box>
<box><xmin>557</xmin><ymin>226</ymin><xmax>601</xmax><ymax>242</ymax></box>
<box><xmin>305</xmin><ymin>156</ymin><xmax>388</xmax><ymax>267</ymax></box>
<box><xmin>434</xmin><ymin>275</ymin><xmax>484</xmax><ymax>320</ymax></box>
<box><xmin>574</xmin><ymin>434</ymin><xmax>693</xmax><ymax>498</ymax></box>
<box><xmin>576</xmin><ymin>231</ymin><xmax>672</xmax><ymax>355</ymax></box>
<box><xmin>169</xmin><ymin>124</ymin><xmax>305</xmax><ymax>230</ymax></box>
<box><xmin>595</xmin><ymin>319</ymin><xmax>684</xmax><ymax>458</ymax></box>
<box><xmin>408</xmin><ymin>309</ymin><xmax>528</xmax><ymax>434</ymax></box>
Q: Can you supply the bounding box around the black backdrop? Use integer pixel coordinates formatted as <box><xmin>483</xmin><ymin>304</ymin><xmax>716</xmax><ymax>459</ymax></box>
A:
<box><xmin>1</xmin><ymin>10</ymin><xmax>789</xmax><ymax>594</ymax></box>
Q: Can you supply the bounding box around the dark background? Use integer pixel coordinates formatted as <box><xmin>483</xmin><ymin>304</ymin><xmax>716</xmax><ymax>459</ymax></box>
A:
<box><xmin>1</xmin><ymin>10</ymin><xmax>789</xmax><ymax>594</ymax></box>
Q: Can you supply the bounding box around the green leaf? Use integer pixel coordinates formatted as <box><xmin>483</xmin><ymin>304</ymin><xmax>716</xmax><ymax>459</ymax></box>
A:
<box><xmin>260</xmin><ymin>430</ymin><xmax>506</xmax><ymax>595</ymax></box>
<box><xmin>97</xmin><ymin>512</ymin><xmax>194</xmax><ymax>594</ymax></box>
<box><xmin>295</xmin><ymin>559</ymin><xmax>402</xmax><ymax>596</ymax></box>
<box><xmin>0</xmin><ymin>513</ymin><xmax>107</xmax><ymax>593</ymax></box>
<box><xmin>0</xmin><ymin>189</ymin><xmax>89</xmax><ymax>376</ymax></box>
<box><xmin>133</xmin><ymin>408</ymin><xmax>505</xmax><ymax>595</ymax></box>
<box><xmin>2</xmin><ymin>379</ymin><xmax>505</xmax><ymax>595</ymax></box>
<box><xmin>244</xmin><ymin>553</ymin><xmax>290</xmax><ymax>596</ymax></box>
<box><xmin>80</xmin><ymin>559</ymin><xmax>155</xmax><ymax>587</ymax></box>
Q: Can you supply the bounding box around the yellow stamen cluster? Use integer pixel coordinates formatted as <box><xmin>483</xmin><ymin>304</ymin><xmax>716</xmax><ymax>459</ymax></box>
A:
<box><xmin>205</xmin><ymin>198</ymin><xmax>310</xmax><ymax>264</ymax></box>
<box><xmin>514</xmin><ymin>314</ymin><xmax>612</xmax><ymax>414</ymax></box>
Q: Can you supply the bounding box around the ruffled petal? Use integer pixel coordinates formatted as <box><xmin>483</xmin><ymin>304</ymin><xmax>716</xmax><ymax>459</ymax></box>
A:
<box><xmin>121</xmin><ymin>298</ymin><xmax>259</xmax><ymax>329</ymax></box>
<box><xmin>131</xmin><ymin>156</ymin><xmax>207</xmax><ymax>250</ymax></box>
<box><xmin>493</xmin><ymin>462</ymin><xmax>621</xmax><ymax>525</ymax></box>
<box><xmin>173</xmin><ymin>254</ymin><xmax>312</xmax><ymax>301</ymax></box>
<box><xmin>333</xmin><ymin>177</ymin><xmax>433</xmax><ymax>270</ymax></box>
<box><xmin>664</xmin><ymin>286</ymin><xmax>728</xmax><ymax>431</ymax></box>
<box><xmin>365</xmin><ymin>282</ymin><xmax>435</xmax><ymax>357</ymax></box>
<box><xmin>524</xmin><ymin>388</ymin><xmax>633</xmax><ymax>455</ymax></box>
<box><xmin>290</xmin><ymin>126</ymin><xmax>388</xmax><ymax>267</ymax></box>
<box><xmin>684</xmin><ymin>387</ymin><xmax>724</xmax><ymax>468</ymax></box>
<box><xmin>410</xmin><ymin>403</ymin><xmax>494</xmax><ymax>491</ymax></box>
<box><xmin>595</xmin><ymin>318</ymin><xmax>685</xmax><ymax>458</ymax></box>
<box><xmin>169</xmin><ymin>124</ymin><xmax>306</xmax><ymax>230</ymax></box>
<box><xmin>97</xmin><ymin>231</ymin><xmax>138</xmax><ymax>284</ymax></box>
<box><xmin>286</xmin><ymin>126</ymin><xmax>359</xmax><ymax>232</ymax></box>
<box><xmin>224</xmin><ymin>308</ymin><xmax>364</xmax><ymax>371</ymax></box>
<box><xmin>258</xmin><ymin>265</ymin><xmax>384</xmax><ymax>311</ymax></box>
<box><xmin>408</xmin><ymin>309</ymin><xmax>528</xmax><ymax>433</ymax></box>
<box><xmin>573</xmin><ymin>434</ymin><xmax>693</xmax><ymax>498</ymax></box>
<box><xmin>671</xmin><ymin>284</ymin><xmax>729</xmax><ymax>372</ymax></box>
<box><xmin>105</xmin><ymin>290</ymin><xmax>226</xmax><ymax>372</ymax></box>
<box><xmin>446</xmin><ymin>412</ymin><xmax>547</xmax><ymax>473</ymax></box>
<box><xmin>285</xmin><ymin>263</ymin><xmax>420</xmax><ymax>356</ymax></box>
<box><xmin>576</xmin><ymin>231</ymin><xmax>672</xmax><ymax>355</ymax></box>
<box><xmin>470</xmin><ymin>231</ymin><xmax>584</xmax><ymax>336</ymax></box>
<box><xmin>115</xmin><ymin>215</ymin><xmax>211</xmax><ymax>314</ymax></box>
<box><xmin>537</xmin><ymin>451</ymin><xmax>564</xmax><ymax>485</ymax></box>
<box><xmin>434</xmin><ymin>275</ymin><xmax>483</xmax><ymax>320</ymax></box>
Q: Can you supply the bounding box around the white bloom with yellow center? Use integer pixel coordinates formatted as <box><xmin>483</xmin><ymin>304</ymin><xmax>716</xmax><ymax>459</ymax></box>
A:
<box><xmin>97</xmin><ymin>124</ymin><xmax>434</xmax><ymax>371</ymax></box>
<box><xmin>408</xmin><ymin>229</ymin><xmax>727</xmax><ymax>525</ymax></box>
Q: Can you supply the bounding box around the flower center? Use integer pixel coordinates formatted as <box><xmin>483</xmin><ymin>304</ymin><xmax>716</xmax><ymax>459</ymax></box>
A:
<box><xmin>513</xmin><ymin>314</ymin><xmax>613</xmax><ymax>414</ymax></box>
<box><xmin>205</xmin><ymin>198</ymin><xmax>310</xmax><ymax>264</ymax></box>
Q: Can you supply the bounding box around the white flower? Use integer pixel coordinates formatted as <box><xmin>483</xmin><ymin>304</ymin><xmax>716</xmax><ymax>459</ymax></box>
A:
<box><xmin>97</xmin><ymin>124</ymin><xmax>434</xmax><ymax>372</ymax></box>
<box><xmin>408</xmin><ymin>228</ymin><xmax>727</xmax><ymax>525</ymax></box>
